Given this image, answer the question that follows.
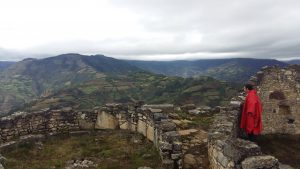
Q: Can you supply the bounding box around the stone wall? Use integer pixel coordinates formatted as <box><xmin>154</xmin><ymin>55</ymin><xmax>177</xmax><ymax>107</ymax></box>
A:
<box><xmin>249</xmin><ymin>65</ymin><xmax>300</xmax><ymax>134</ymax></box>
<box><xmin>208</xmin><ymin>100</ymin><xmax>280</xmax><ymax>169</ymax></box>
<box><xmin>0</xmin><ymin>103</ymin><xmax>182</xmax><ymax>169</ymax></box>
<box><xmin>95</xmin><ymin>103</ymin><xmax>182</xmax><ymax>168</ymax></box>
<box><xmin>0</xmin><ymin>107</ymin><xmax>87</xmax><ymax>141</ymax></box>
<box><xmin>207</xmin><ymin>65</ymin><xmax>300</xmax><ymax>169</ymax></box>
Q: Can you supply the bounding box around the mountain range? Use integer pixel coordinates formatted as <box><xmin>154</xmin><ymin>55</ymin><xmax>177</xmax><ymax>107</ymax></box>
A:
<box><xmin>0</xmin><ymin>61</ymin><xmax>15</xmax><ymax>70</ymax></box>
<box><xmin>0</xmin><ymin>54</ymin><xmax>239</xmax><ymax>115</ymax></box>
<box><xmin>1</xmin><ymin>54</ymin><xmax>299</xmax><ymax>115</ymax></box>
<box><xmin>285</xmin><ymin>60</ymin><xmax>300</xmax><ymax>64</ymax></box>
<box><xmin>127</xmin><ymin>58</ymin><xmax>289</xmax><ymax>82</ymax></box>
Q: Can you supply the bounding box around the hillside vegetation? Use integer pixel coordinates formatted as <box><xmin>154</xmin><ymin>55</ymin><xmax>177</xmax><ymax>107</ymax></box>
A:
<box><xmin>0</xmin><ymin>54</ymin><xmax>239</xmax><ymax>114</ymax></box>
<box><xmin>17</xmin><ymin>71</ymin><xmax>238</xmax><ymax>113</ymax></box>
<box><xmin>127</xmin><ymin>58</ymin><xmax>288</xmax><ymax>82</ymax></box>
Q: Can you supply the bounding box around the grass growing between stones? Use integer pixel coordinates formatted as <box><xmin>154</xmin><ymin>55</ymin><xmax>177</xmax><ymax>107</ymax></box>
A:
<box><xmin>1</xmin><ymin>130</ymin><xmax>161</xmax><ymax>169</ymax></box>
<box><xmin>256</xmin><ymin>134</ymin><xmax>300</xmax><ymax>169</ymax></box>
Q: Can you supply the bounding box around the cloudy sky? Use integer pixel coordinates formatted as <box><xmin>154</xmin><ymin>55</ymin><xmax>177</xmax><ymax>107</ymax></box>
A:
<box><xmin>0</xmin><ymin>0</ymin><xmax>300</xmax><ymax>61</ymax></box>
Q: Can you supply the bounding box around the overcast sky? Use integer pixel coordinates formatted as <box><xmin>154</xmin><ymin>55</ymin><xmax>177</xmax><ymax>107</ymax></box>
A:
<box><xmin>1</xmin><ymin>0</ymin><xmax>300</xmax><ymax>61</ymax></box>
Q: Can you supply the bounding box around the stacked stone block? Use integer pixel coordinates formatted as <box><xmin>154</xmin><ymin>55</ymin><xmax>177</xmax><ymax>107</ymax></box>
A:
<box><xmin>249</xmin><ymin>65</ymin><xmax>300</xmax><ymax>134</ymax></box>
<box><xmin>0</xmin><ymin>103</ymin><xmax>182</xmax><ymax>169</ymax></box>
<box><xmin>208</xmin><ymin>102</ymin><xmax>280</xmax><ymax>169</ymax></box>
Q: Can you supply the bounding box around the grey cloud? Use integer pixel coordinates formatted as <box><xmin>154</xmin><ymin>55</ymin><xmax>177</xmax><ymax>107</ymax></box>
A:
<box><xmin>1</xmin><ymin>0</ymin><xmax>300</xmax><ymax>60</ymax></box>
<box><xmin>109</xmin><ymin>0</ymin><xmax>300</xmax><ymax>59</ymax></box>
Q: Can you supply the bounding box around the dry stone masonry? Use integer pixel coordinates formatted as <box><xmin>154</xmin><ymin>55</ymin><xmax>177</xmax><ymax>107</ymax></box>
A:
<box><xmin>249</xmin><ymin>65</ymin><xmax>300</xmax><ymax>134</ymax></box>
<box><xmin>208</xmin><ymin>100</ymin><xmax>280</xmax><ymax>169</ymax></box>
<box><xmin>208</xmin><ymin>65</ymin><xmax>300</xmax><ymax>169</ymax></box>
<box><xmin>0</xmin><ymin>103</ymin><xmax>182</xmax><ymax>169</ymax></box>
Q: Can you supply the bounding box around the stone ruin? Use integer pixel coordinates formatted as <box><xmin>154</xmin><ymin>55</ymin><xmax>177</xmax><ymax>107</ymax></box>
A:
<box><xmin>208</xmin><ymin>65</ymin><xmax>300</xmax><ymax>169</ymax></box>
<box><xmin>1</xmin><ymin>65</ymin><xmax>300</xmax><ymax>169</ymax></box>
<box><xmin>0</xmin><ymin>103</ymin><xmax>182</xmax><ymax>169</ymax></box>
<box><xmin>208</xmin><ymin>100</ymin><xmax>280</xmax><ymax>169</ymax></box>
<box><xmin>250</xmin><ymin>65</ymin><xmax>300</xmax><ymax>134</ymax></box>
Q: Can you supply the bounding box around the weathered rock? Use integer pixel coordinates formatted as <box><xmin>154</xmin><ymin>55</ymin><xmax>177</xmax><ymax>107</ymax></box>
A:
<box><xmin>143</xmin><ymin>104</ymin><xmax>174</xmax><ymax>114</ymax></box>
<box><xmin>178</xmin><ymin>129</ymin><xmax>198</xmax><ymax>136</ymax></box>
<box><xmin>154</xmin><ymin>113</ymin><xmax>168</xmax><ymax>121</ymax></box>
<box><xmin>255</xmin><ymin>66</ymin><xmax>300</xmax><ymax>134</ymax></box>
<box><xmin>160</xmin><ymin>121</ymin><xmax>177</xmax><ymax>132</ymax></box>
<box><xmin>160</xmin><ymin>142</ymin><xmax>173</xmax><ymax>151</ymax></box>
<box><xmin>188</xmin><ymin>109</ymin><xmax>201</xmax><ymax>115</ymax></box>
<box><xmin>223</xmin><ymin>138</ymin><xmax>261</xmax><ymax>164</ymax></box>
<box><xmin>241</xmin><ymin>155</ymin><xmax>279</xmax><ymax>169</ymax></box>
<box><xmin>181</xmin><ymin>104</ymin><xmax>196</xmax><ymax>111</ymax></box>
<box><xmin>162</xmin><ymin>131</ymin><xmax>181</xmax><ymax>142</ymax></box>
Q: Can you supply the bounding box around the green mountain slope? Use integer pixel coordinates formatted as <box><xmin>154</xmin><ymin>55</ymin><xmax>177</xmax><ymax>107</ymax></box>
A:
<box><xmin>127</xmin><ymin>58</ymin><xmax>288</xmax><ymax>82</ymax></box>
<box><xmin>0</xmin><ymin>54</ymin><xmax>141</xmax><ymax>114</ymax></box>
<box><xmin>16</xmin><ymin>72</ymin><xmax>238</xmax><ymax>113</ymax></box>
<box><xmin>0</xmin><ymin>54</ymin><xmax>240</xmax><ymax>114</ymax></box>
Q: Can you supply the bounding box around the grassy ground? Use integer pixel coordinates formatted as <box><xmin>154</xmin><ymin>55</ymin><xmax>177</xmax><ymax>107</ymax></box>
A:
<box><xmin>256</xmin><ymin>134</ymin><xmax>300</xmax><ymax>169</ymax></box>
<box><xmin>1</xmin><ymin>130</ymin><xmax>161</xmax><ymax>169</ymax></box>
<box><xmin>175</xmin><ymin>110</ymin><xmax>215</xmax><ymax>131</ymax></box>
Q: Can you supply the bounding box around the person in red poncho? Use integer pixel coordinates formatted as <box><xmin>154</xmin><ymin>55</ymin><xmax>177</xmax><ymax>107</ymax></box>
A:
<box><xmin>240</xmin><ymin>83</ymin><xmax>263</xmax><ymax>141</ymax></box>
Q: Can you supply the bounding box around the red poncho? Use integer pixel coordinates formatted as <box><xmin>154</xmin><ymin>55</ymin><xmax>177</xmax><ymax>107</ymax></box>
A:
<box><xmin>240</xmin><ymin>90</ymin><xmax>263</xmax><ymax>135</ymax></box>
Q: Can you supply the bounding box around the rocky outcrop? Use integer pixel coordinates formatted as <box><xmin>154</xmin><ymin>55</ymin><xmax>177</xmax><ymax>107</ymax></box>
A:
<box><xmin>0</xmin><ymin>103</ymin><xmax>182</xmax><ymax>169</ymax></box>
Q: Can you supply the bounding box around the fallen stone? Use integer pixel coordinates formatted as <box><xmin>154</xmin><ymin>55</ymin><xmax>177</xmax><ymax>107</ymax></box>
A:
<box><xmin>172</xmin><ymin>120</ymin><xmax>183</xmax><ymax>126</ymax></box>
<box><xmin>241</xmin><ymin>155</ymin><xmax>279</xmax><ymax>169</ymax></box>
<box><xmin>178</xmin><ymin>129</ymin><xmax>198</xmax><ymax>136</ymax></box>
<box><xmin>181</xmin><ymin>104</ymin><xmax>196</xmax><ymax>111</ymax></box>
<box><xmin>181</xmin><ymin>119</ymin><xmax>192</xmax><ymax>123</ymax></box>
<box><xmin>169</xmin><ymin>113</ymin><xmax>180</xmax><ymax>119</ymax></box>
<box><xmin>149</xmin><ymin>108</ymin><xmax>162</xmax><ymax>113</ymax></box>
<box><xmin>188</xmin><ymin>109</ymin><xmax>201</xmax><ymax>115</ymax></box>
